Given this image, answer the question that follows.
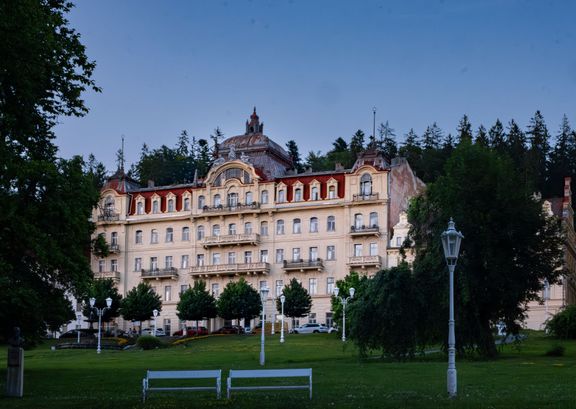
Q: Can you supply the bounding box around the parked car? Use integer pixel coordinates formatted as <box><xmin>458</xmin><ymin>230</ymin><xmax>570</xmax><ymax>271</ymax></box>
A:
<box><xmin>59</xmin><ymin>329</ymin><xmax>95</xmax><ymax>339</ymax></box>
<box><xmin>328</xmin><ymin>325</ymin><xmax>339</xmax><ymax>334</ymax></box>
<box><xmin>172</xmin><ymin>327</ymin><xmax>197</xmax><ymax>337</ymax></box>
<box><xmin>191</xmin><ymin>326</ymin><xmax>209</xmax><ymax>336</ymax></box>
<box><xmin>141</xmin><ymin>328</ymin><xmax>166</xmax><ymax>336</ymax></box>
<box><xmin>291</xmin><ymin>323</ymin><xmax>329</xmax><ymax>334</ymax></box>
<box><xmin>213</xmin><ymin>325</ymin><xmax>244</xmax><ymax>334</ymax></box>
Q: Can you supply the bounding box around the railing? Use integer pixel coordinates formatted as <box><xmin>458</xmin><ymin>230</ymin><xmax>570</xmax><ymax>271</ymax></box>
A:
<box><xmin>202</xmin><ymin>233</ymin><xmax>260</xmax><ymax>248</ymax></box>
<box><xmin>97</xmin><ymin>213</ymin><xmax>120</xmax><ymax>222</ymax></box>
<box><xmin>283</xmin><ymin>259</ymin><xmax>324</xmax><ymax>272</ymax></box>
<box><xmin>109</xmin><ymin>244</ymin><xmax>120</xmax><ymax>253</ymax></box>
<box><xmin>190</xmin><ymin>262</ymin><xmax>270</xmax><ymax>276</ymax></box>
<box><xmin>349</xmin><ymin>225</ymin><xmax>380</xmax><ymax>236</ymax></box>
<box><xmin>347</xmin><ymin>255</ymin><xmax>382</xmax><ymax>268</ymax></box>
<box><xmin>352</xmin><ymin>193</ymin><xmax>379</xmax><ymax>202</ymax></box>
<box><xmin>141</xmin><ymin>267</ymin><xmax>179</xmax><ymax>280</ymax></box>
<box><xmin>94</xmin><ymin>271</ymin><xmax>121</xmax><ymax>281</ymax></box>
<box><xmin>202</xmin><ymin>202</ymin><xmax>261</xmax><ymax>214</ymax></box>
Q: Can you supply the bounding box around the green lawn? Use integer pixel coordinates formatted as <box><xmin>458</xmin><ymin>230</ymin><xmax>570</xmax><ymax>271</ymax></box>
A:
<box><xmin>0</xmin><ymin>332</ymin><xmax>575</xmax><ymax>408</ymax></box>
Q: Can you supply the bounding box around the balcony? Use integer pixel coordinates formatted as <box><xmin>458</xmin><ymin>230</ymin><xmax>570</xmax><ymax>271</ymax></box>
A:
<box><xmin>349</xmin><ymin>225</ymin><xmax>380</xmax><ymax>237</ymax></box>
<box><xmin>347</xmin><ymin>255</ymin><xmax>382</xmax><ymax>269</ymax></box>
<box><xmin>190</xmin><ymin>262</ymin><xmax>270</xmax><ymax>277</ymax></box>
<box><xmin>202</xmin><ymin>233</ymin><xmax>260</xmax><ymax>248</ymax></box>
<box><xmin>97</xmin><ymin>212</ymin><xmax>120</xmax><ymax>222</ymax></box>
<box><xmin>201</xmin><ymin>202</ymin><xmax>261</xmax><ymax>214</ymax></box>
<box><xmin>94</xmin><ymin>271</ymin><xmax>121</xmax><ymax>281</ymax></box>
<box><xmin>352</xmin><ymin>193</ymin><xmax>379</xmax><ymax>202</ymax></box>
<box><xmin>109</xmin><ymin>244</ymin><xmax>120</xmax><ymax>253</ymax></box>
<box><xmin>283</xmin><ymin>259</ymin><xmax>324</xmax><ymax>273</ymax></box>
<box><xmin>141</xmin><ymin>267</ymin><xmax>179</xmax><ymax>280</ymax></box>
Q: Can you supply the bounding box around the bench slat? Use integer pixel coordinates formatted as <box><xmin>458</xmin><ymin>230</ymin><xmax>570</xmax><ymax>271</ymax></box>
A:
<box><xmin>229</xmin><ymin>385</ymin><xmax>309</xmax><ymax>391</ymax></box>
<box><xmin>147</xmin><ymin>370</ymin><xmax>221</xmax><ymax>379</ymax></box>
<box><xmin>228</xmin><ymin>369</ymin><xmax>311</xmax><ymax>378</ymax></box>
<box><xmin>149</xmin><ymin>386</ymin><xmax>218</xmax><ymax>392</ymax></box>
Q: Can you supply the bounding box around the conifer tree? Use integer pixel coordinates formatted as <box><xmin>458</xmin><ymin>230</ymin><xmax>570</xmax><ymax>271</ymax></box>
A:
<box><xmin>456</xmin><ymin>114</ymin><xmax>473</xmax><ymax>145</ymax></box>
<box><xmin>489</xmin><ymin>119</ymin><xmax>507</xmax><ymax>153</ymax></box>
<box><xmin>474</xmin><ymin>125</ymin><xmax>489</xmax><ymax>147</ymax></box>
<box><xmin>506</xmin><ymin>119</ymin><xmax>528</xmax><ymax>184</ymax></box>
<box><xmin>548</xmin><ymin>115</ymin><xmax>576</xmax><ymax>196</ymax></box>
<box><xmin>378</xmin><ymin>121</ymin><xmax>398</xmax><ymax>159</ymax></box>
<box><xmin>526</xmin><ymin>111</ymin><xmax>551</xmax><ymax>194</ymax></box>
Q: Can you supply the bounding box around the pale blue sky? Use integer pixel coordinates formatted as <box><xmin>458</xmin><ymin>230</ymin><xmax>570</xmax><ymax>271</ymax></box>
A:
<box><xmin>55</xmin><ymin>0</ymin><xmax>576</xmax><ymax>171</ymax></box>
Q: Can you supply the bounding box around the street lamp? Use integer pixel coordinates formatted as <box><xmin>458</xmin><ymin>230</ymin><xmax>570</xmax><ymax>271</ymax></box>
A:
<box><xmin>153</xmin><ymin>309</ymin><xmax>159</xmax><ymax>337</ymax></box>
<box><xmin>441</xmin><ymin>218</ymin><xmax>464</xmax><ymax>398</ymax></box>
<box><xmin>89</xmin><ymin>296</ymin><xmax>112</xmax><ymax>354</ymax></box>
<box><xmin>76</xmin><ymin>313</ymin><xmax>83</xmax><ymax>344</ymax></box>
<box><xmin>280</xmin><ymin>294</ymin><xmax>286</xmax><ymax>344</ymax></box>
<box><xmin>333</xmin><ymin>287</ymin><xmax>355</xmax><ymax>342</ymax></box>
<box><xmin>260</xmin><ymin>287</ymin><xmax>269</xmax><ymax>366</ymax></box>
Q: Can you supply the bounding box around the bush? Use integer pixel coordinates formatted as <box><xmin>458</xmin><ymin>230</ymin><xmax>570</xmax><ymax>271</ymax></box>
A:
<box><xmin>544</xmin><ymin>344</ymin><xmax>565</xmax><ymax>357</ymax></box>
<box><xmin>545</xmin><ymin>305</ymin><xmax>576</xmax><ymax>339</ymax></box>
<box><xmin>136</xmin><ymin>335</ymin><xmax>165</xmax><ymax>350</ymax></box>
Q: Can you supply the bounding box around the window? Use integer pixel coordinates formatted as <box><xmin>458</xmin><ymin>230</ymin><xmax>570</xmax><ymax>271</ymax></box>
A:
<box><xmin>212</xmin><ymin>283</ymin><xmax>220</xmax><ymax>297</ymax></box>
<box><xmin>228</xmin><ymin>223</ymin><xmax>237</xmax><ymax>235</ymax></box>
<box><xmin>245</xmin><ymin>191</ymin><xmax>253</xmax><ymax>204</ymax></box>
<box><xmin>163</xmin><ymin>318</ymin><xmax>171</xmax><ymax>335</ymax></box>
<box><xmin>309</xmin><ymin>278</ymin><xmax>317</xmax><ymax>295</ymax></box>
<box><xmin>150</xmin><ymin>257</ymin><xmax>158</xmax><ymax>270</ymax></box>
<box><xmin>292</xmin><ymin>248</ymin><xmax>301</xmax><ymax>261</ymax></box>
<box><xmin>327</xmin><ymin>277</ymin><xmax>335</xmax><ymax>295</ymax></box>
<box><xmin>197</xmin><ymin>226</ymin><xmax>205</xmax><ymax>240</ymax></box>
<box><xmin>135</xmin><ymin>230</ymin><xmax>143</xmax><ymax>244</ymax></box>
<box><xmin>137</xmin><ymin>201</ymin><xmax>144</xmax><ymax>215</ymax></box>
<box><xmin>111</xmin><ymin>232</ymin><xmax>118</xmax><ymax>246</ymax></box>
<box><xmin>213</xmin><ymin>194</ymin><xmax>221</xmax><ymax>207</ymax></box>
<box><xmin>104</xmin><ymin>195</ymin><xmax>115</xmax><ymax>212</ymax></box>
<box><xmin>370</xmin><ymin>243</ymin><xmax>378</xmax><ymax>256</ymax></box>
<box><xmin>278</xmin><ymin>189</ymin><xmax>285</xmax><ymax>203</ymax></box>
<box><xmin>310</xmin><ymin>217</ymin><xmax>318</xmax><ymax>233</ymax></box>
<box><xmin>360</xmin><ymin>173</ymin><xmax>372</xmax><ymax>195</ymax></box>
<box><xmin>212</xmin><ymin>224</ymin><xmax>220</xmax><ymax>236</ymax></box>
<box><xmin>179</xmin><ymin>254</ymin><xmax>189</xmax><ymax>269</ymax></box>
<box><xmin>396</xmin><ymin>237</ymin><xmax>402</xmax><ymax>246</ymax></box>
<box><xmin>276</xmin><ymin>219</ymin><xmax>285</xmax><ymax>235</ymax></box>
<box><xmin>167</xmin><ymin>199</ymin><xmax>175</xmax><ymax>212</ymax></box>
<box><xmin>227</xmin><ymin>192</ymin><xmax>238</xmax><ymax>207</ymax></box>
<box><xmin>164</xmin><ymin>286</ymin><xmax>172</xmax><ymax>301</ymax></box>
<box><xmin>134</xmin><ymin>257</ymin><xmax>142</xmax><ymax>272</ymax></box>
<box><xmin>308</xmin><ymin>313</ymin><xmax>317</xmax><ymax>324</ymax></box>
<box><xmin>328</xmin><ymin>186</ymin><xmax>336</xmax><ymax>199</ymax></box>
<box><xmin>276</xmin><ymin>280</ymin><xmax>283</xmax><ymax>297</ymax></box>
<box><xmin>111</xmin><ymin>259</ymin><xmax>118</xmax><ymax>272</ymax></box>
<box><xmin>311</xmin><ymin>186</ymin><xmax>319</xmax><ymax>200</ymax></box>
<box><xmin>165</xmin><ymin>256</ymin><xmax>173</xmax><ymax>268</ymax></box>
<box><xmin>259</xmin><ymin>281</ymin><xmax>268</xmax><ymax>292</ymax></box>
<box><xmin>260</xmin><ymin>250</ymin><xmax>268</xmax><ymax>262</ymax></box>
<box><xmin>166</xmin><ymin>227</ymin><xmax>173</xmax><ymax>242</ymax></box>
<box><xmin>370</xmin><ymin>212</ymin><xmax>378</xmax><ymax>228</ymax></box>
<box><xmin>183</xmin><ymin>197</ymin><xmax>190</xmax><ymax>211</ymax></box>
<box><xmin>294</xmin><ymin>188</ymin><xmax>302</xmax><ymax>202</ymax></box>
<box><xmin>182</xmin><ymin>227</ymin><xmax>190</xmax><ymax>241</ymax></box>
<box><xmin>309</xmin><ymin>247</ymin><xmax>318</xmax><ymax>260</ymax></box>
<box><xmin>327</xmin><ymin>245</ymin><xmax>335</xmax><ymax>260</ymax></box>
<box><xmin>196</xmin><ymin>254</ymin><xmax>205</xmax><ymax>266</ymax></box>
<box><xmin>152</xmin><ymin>200</ymin><xmax>159</xmax><ymax>214</ymax></box>
<box><xmin>151</xmin><ymin>229</ymin><xmax>159</xmax><ymax>244</ymax></box>
<box><xmin>244</xmin><ymin>222</ymin><xmax>252</xmax><ymax>234</ymax></box>
<box><xmin>212</xmin><ymin>253</ymin><xmax>221</xmax><ymax>265</ymax></box>
<box><xmin>98</xmin><ymin>260</ymin><xmax>105</xmax><ymax>272</ymax></box>
<box><xmin>228</xmin><ymin>252</ymin><xmax>236</xmax><ymax>264</ymax></box>
<box><xmin>261</xmin><ymin>190</ymin><xmax>269</xmax><ymax>204</ymax></box>
<box><xmin>327</xmin><ymin>216</ymin><xmax>335</xmax><ymax>232</ymax></box>
<box><xmin>180</xmin><ymin>284</ymin><xmax>189</xmax><ymax>295</ymax></box>
<box><xmin>275</xmin><ymin>249</ymin><xmax>284</xmax><ymax>263</ymax></box>
<box><xmin>354</xmin><ymin>214</ymin><xmax>363</xmax><ymax>229</ymax></box>
<box><xmin>244</xmin><ymin>251</ymin><xmax>252</xmax><ymax>263</ymax></box>
<box><xmin>198</xmin><ymin>195</ymin><xmax>205</xmax><ymax>209</ymax></box>
<box><xmin>293</xmin><ymin>218</ymin><xmax>301</xmax><ymax>234</ymax></box>
<box><xmin>260</xmin><ymin>221</ymin><xmax>268</xmax><ymax>236</ymax></box>
<box><xmin>354</xmin><ymin>244</ymin><xmax>363</xmax><ymax>257</ymax></box>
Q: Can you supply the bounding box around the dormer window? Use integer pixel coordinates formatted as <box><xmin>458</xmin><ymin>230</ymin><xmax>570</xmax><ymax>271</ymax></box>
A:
<box><xmin>294</xmin><ymin>188</ymin><xmax>302</xmax><ymax>202</ymax></box>
<box><xmin>311</xmin><ymin>186</ymin><xmax>319</xmax><ymax>201</ymax></box>
<box><xmin>328</xmin><ymin>186</ymin><xmax>336</xmax><ymax>199</ymax></box>
<box><xmin>167</xmin><ymin>199</ymin><xmax>175</xmax><ymax>212</ymax></box>
<box><xmin>183</xmin><ymin>197</ymin><xmax>190</xmax><ymax>211</ymax></box>
<box><xmin>152</xmin><ymin>200</ymin><xmax>160</xmax><ymax>214</ymax></box>
<box><xmin>278</xmin><ymin>190</ymin><xmax>285</xmax><ymax>203</ymax></box>
<box><xmin>136</xmin><ymin>201</ymin><xmax>144</xmax><ymax>215</ymax></box>
<box><xmin>360</xmin><ymin>173</ymin><xmax>372</xmax><ymax>196</ymax></box>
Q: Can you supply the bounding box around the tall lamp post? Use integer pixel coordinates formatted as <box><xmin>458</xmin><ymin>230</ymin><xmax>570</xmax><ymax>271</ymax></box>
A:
<box><xmin>153</xmin><ymin>309</ymin><xmax>159</xmax><ymax>337</ymax></box>
<box><xmin>280</xmin><ymin>294</ymin><xmax>286</xmax><ymax>343</ymax></box>
<box><xmin>89</xmin><ymin>296</ymin><xmax>112</xmax><ymax>354</ymax></box>
<box><xmin>333</xmin><ymin>287</ymin><xmax>355</xmax><ymax>342</ymax></box>
<box><xmin>441</xmin><ymin>218</ymin><xmax>464</xmax><ymax>398</ymax></box>
<box><xmin>76</xmin><ymin>313</ymin><xmax>82</xmax><ymax>344</ymax></box>
<box><xmin>260</xmin><ymin>287</ymin><xmax>269</xmax><ymax>366</ymax></box>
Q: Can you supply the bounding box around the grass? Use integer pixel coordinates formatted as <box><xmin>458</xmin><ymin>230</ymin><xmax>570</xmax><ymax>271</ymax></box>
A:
<box><xmin>0</xmin><ymin>331</ymin><xmax>575</xmax><ymax>408</ymax></box>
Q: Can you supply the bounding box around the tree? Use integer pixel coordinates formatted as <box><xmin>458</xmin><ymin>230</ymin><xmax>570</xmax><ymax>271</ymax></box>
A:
<box><xmin>330</xmin><ymin>271</ymin><xmax>367</xmax><ymax>324</ymax></box>
<box><xmin>350</xmin><ymin>130</ymin><xmax>365</xmax><ymax>159</ymax></box>
<box><xmin>177</xmin><ymin>280</ymin><xmax>217</xmax><ymax>330</ymax></box>
<box><xmin>0</xmin><ymin>0</ymin><xmax>101</xmax><ymax>342</ymax></box>
<box><xmin>474</xmin><ymin>125</ymin><xmax>489</xmax><ymax>148</ymax></box>
<box><xmin>399</xmin><ymin>129</ymin><xmax>422</xmax><ymax>177</ymax></box>
<box><xmin>275</xmin><ymin>278</ymin><xmax>312</xmax><ymax>326</ymax></box>
<box><xmin>286</xmin><ymin>140</ymin><xmax>304</xmax><ymax>173</ymax></box>
<box><xmin>505</xmin><ymin>119</ymin><xmax>529</xmax><ymax>186</ymax></box>
<box><xmin>548</xmin><ymin>115</ymin><xmax>575</xmax><ymax>197</ymax></box>
<box><xmin>216</xmin><ymin>278</ymin><xmax>261</xmax><ymax>328</ymax></box>
<box><xmin>378</xmin><ymin>121</ymin><xmax>398</xmax><ymax>159</ymax></box>
<box><xmin>489</xmin><ymin>119</ymin><xmax>506</xmax><ymax>154</ymax></box>
<box><xmin>409</xmin><ymin>141</ymin><xmax>564</xmax><ymax>358</ymax></box>
<box><xmin>82</xmin><ymin>279</ymin><xmax>122</xmax><ymax>325</ymax></box>
<box><xmin>456</xmin><ymin>114</ymin><xmax>473</xmax><ymax>145</ymax></box>
<box><xmin>176</xmin><ymin>130</ymin><xmax>190</xmax><ymax>156</ymax></box>
<box><xmin>120</xmin><ymin>283</ymin><xmax>162</xmax><ymax>329</ymax></box>
<box><xmin>526</xmin><ymin>111</ymin><xmax>551</xmax><ymax>194</ymax></box>
<box><xmin>195</xmin><ymin>138</ymin><xmax>212</xmax><ymax>178</ymax></box>
<box><xmin>85</xmin><ymin>154</ymin><xmax>108</xmax><ymax>190</ymax></box>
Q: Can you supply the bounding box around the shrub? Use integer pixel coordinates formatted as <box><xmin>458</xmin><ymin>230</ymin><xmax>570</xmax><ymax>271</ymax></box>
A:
<box><xmin>545</xmin><ymin>305</ymin><xmax>576</xmax><ymax>339</ymax></box>
<box><xmin>136</xmin><ymin>335</ymin><xmax>165</xmax><ymax>350</ymax></box>
<box><xmin>544</xmin><ymin>344</ymin><xmax>565</xmax><ymax>357</ymax></box>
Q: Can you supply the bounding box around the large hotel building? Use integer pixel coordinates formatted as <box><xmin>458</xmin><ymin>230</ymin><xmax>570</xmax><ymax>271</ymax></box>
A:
<box><xmin>90</xmin><ymin>110</ymin><xmax>424</xmax><ymax>334</ymax></box>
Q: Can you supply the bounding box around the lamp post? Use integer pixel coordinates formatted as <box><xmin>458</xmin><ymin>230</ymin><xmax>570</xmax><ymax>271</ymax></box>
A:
<box><xmin>333</xmin><ymin>287</ymin><xmax>355</xmax><ymax>342</ymax></box>
<box><xmin>260</xmin><ymin>287</ymin><xmax>269</xmax><ymax>366</ymax></box>
<box><xmin>441</xmin><ymin>218</ymin><xmax>464</xmax><ymax>398</ymax></box>
<box><xmin>76</xmin><ymin>313</ymin><xmax>82</xmax><ymax>344</ymax></box>
<box><xmin>271</xmin><ymin>313</ymin><xmax>275</xmax><ymax>335</ymax></box>
<box><xmin>89</xmin><ymin>296</ymin><xmax>112</xmax><ymax>354</ymax></box>
<box><xmin>280</xmin><ymin>294</ymin><xmax>286</xmax><ymax>343</ymax></box>
<box><xmin>153</xmin><ymin>309</ymin><xmax>159</xmax><ymax>337</ymax></box>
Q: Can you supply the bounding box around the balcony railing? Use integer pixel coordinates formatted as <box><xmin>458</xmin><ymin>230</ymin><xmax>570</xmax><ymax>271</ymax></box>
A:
<box><xmin>97</xmin><ymin>212</ymin><xmax>120</xmax><ymax>222</ymax></box>
<box><xmin>349</xmin><ymin>225</ymin><xmax>380</xmax><ymax>237</ymax></box>
<box><xmin>283</xmin><ymin>259</ymin><xmax>324</xmax><ymax>272</ymax></box>
<box><xmin>202</xmin><ymin>233</ymin><xmax>260</xmax><ymax>248</ymax></box>
<box><xmin>141</xmin><ymin>267</ymin><xmax>179</xmax><ymax>280</ymax></box>
<box><xmin>190</xmin><ymin>262</ymin><xmax>270</xmax><ymax>277</ymax></box>
<box><xmin>109</xmin><ymin>244</ymin><xmax>120</xmax><ymax>253</ymax></box>
<box><xmin>347</xmin><ymin>255</ymin><xmax>382</xmax><ymax>269</ymax></box>
<box><xmin>94</xmin><ymin>271</ymin><xmax>121</xmax><ymax>281</ymax></box>
<box><xmin>352</xmin><ymin>193</ymin><xmax>379</xmax><ymax>202</ymax></box>
<box><xmin>202</xmin><ymin>202</ymin><xmax>261</xmax><ymax>214</ymax></box>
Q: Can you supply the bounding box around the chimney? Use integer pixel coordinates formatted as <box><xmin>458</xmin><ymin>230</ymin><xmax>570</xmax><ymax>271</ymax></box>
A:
<box><xmin>335</xmin><ymin>162</ymin><xmax>344</xmax><ymax>171</ymax></box>
<box><xmin>147</xmin><ymin>180</ymin><xmax>155</xmax><ymax>188</ymax></box>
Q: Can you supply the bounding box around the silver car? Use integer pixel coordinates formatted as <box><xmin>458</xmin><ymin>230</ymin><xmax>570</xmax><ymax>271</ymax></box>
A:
<box><xmin>291</xmin><ymin>323</ymin><xmax>329</xmax><ymax>334</ymax></box>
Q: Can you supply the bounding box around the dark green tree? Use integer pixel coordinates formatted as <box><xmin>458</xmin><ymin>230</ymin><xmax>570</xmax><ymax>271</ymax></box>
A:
<box><xmin>120</xmin><ymin>282</ymin><xmax>162</xmax><ymax>329</ymax></box>
<box><xmin>526</xmin><ymin>111</ymin><xmax>551</xmax><ymax>194</ymax></box>
<box><xmin>85</xmin><ymin>154</ymin><xmax>108</xmax><ymax>190</ymax></box>
<box><xmin>548</xmin><ymin>115</ymin><xmax>575</xmax><ymax>197</ymax></box>
<box><xmin>474</xmin><ymin>125</ymin><xmax>489</xmax><ymax>148</ymax></box>
<box><xmin>305</xmin><ymin>150</ymin><xmax>331</xmax><ymax>172</ymax></box>
<box><xmin>177</xmin><ymin>280</ymin><xmax>217</xmax><ymax>330</ymax></box>
<box><xmin>195</xmin><ymin>138</ymin><xmax>212</xmax><ymax>178</ymax></box>
<box><xmin>216</xmin><ymin>278</ymin><xmax>261</xmax><ymax>328</ymax></box>
<box><xmin>276</xmin><ymin>278</ymin><xmax>312</xmax><ymax>326</ymax></box>
<box><xmin>399</xmin><ymin>129</ymin><xmax>422</xmax><ymax>176</ymax></box>
<box><xmin>82</xmin><ymin>278</ymin><xmax>122</xmax><ymax>325</ymax></box>
<box><xmin>506</xmin><ymin>119</ymin><xmax>529</xmax><ymax>186</ymax></box>
<box><xmin>378</xmin><ymin>121</ymin><xmax>398</xmax><ymax>159</ymax></box>
<box><xmin>286</xmin><ymin>140</ymin><xmax>304</xmax><ymax>173</ymax></box>
<box><xmin>176</xmin><ymin>130</ymin><xmax>190</xmax><ymax>156</ymax></box>
<box><xmin>456</xmin><ymin>114</ymin><xmax>473</xmax><ymax>145</ymax></box>
<box><xmin>489</xmin><ymin>119</ymin><xmax>506</xmax><ymax>153</ymax></box>
<box><xmin>350</xmin><ymin>130</ymin><xmax>365</xmax><ymax>159</ymax></box>
<box><xmin>210</xmin><ymin>127</ymin><xmax>224</xmax><ymax>159</ymax></box>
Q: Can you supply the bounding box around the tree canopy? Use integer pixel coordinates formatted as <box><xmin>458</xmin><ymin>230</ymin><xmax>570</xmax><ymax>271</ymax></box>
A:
<box><xmin>177</xmin><ymin>280</ymin><xmax>217</xmax><ymax>326</ymax></box>
<box><xmin>82</xmin><ymin>278</ymin><xmax>122</xmax><ymax>325</ymax></box>
<box><xmin>216</xmin><ymin>278</ymin><xmax>261</xmax><ymax>324</ymax></box>
<box><xmin>276</xmin><ymin>278</ymin><xmax>312</xmax><ymax>323</ymax></box>
<box><xmin>120</xmin><ymin>282</ymin><xmax>162</xmax><ymax>324</ymax></box>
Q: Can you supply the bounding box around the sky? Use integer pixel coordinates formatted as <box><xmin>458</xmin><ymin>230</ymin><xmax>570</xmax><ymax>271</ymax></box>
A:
<box><xmin>55</xmin><ymin>0</ymin><xmax>576</xmax><ymax>172</ymax></box>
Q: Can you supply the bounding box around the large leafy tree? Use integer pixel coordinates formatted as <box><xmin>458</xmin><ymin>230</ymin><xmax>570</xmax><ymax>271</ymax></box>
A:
<box><xmin>216</xmin><ymin>278</ymin><xmax>261</xmax><ymax>326</ymax></box>
<box><xmin>82</xmin><ymin>279</ymin><xmax>122</xmax><ymax>325</ymax></box>
<box><xmin>0</xmin><ymin>0</ymin><xmax>100</xmax><ymax>342</ymax></box>
<box><xmin>276</xmin><ymin>278</ymin><xmax>312</xmax><ymax>326</ymax></box>
<box><xmin>409</xmin><ymin>141</ymin><xmax>564</xmax><ymax>357</ymax></box>
<box><xmin>120</xmin><ymin>282</ymin><xmax>162</xmax><ymax>326</ymax></box>
<box><xmin>330</xmin><ymin>271</ymin><xmax>367</xmax><ymax>324</ymax></box>
<box><xmin>177</xmin><ymin>280</ymin><xmax>217</xmax><ymax>329</ymax></box>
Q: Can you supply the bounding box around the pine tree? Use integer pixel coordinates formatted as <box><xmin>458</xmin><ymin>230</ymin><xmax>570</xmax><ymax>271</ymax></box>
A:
<box><xmin>286</xmin><ymin>140</ymin><xmax>304</xmax><ymax>173</ymax></box>
<box><xmin>474</xmin><ymin>125</ymin><xmax>489</xmax><ymax>147</ymax></box>
<box><xmin>548</xmin><ymin>115</ymin><xmax>575</xmax><ymax>196</ymax></box>
<box><xmin>489</xmin><ymin>119</ymin><xmax>507</xmax><ymax>153</ymax></box>
<box><xmin>422</xmin><ymin>122</ymin><xmax>443</xmax><ymax>150</ymax></box>
<box><xmin>176</xmin><ymin>130</ymin><xmax>190</xmax><ymax>156</ymax></box>
<box><xmin>457</xmin><ymin>114</ymin><xmax>473</xmax><ymax>145</ymax></box>
<box><xmin>350</xmin><ymin>130</ymin><xmax>365</xmax><ymax>159</ymax></box>
<box><xmin>378</xmin><ymin>121</ymin><xmax>398</xmax><ymax>159</ymax></box>
<box><xmin>506</xmin><ymin>119</ymin><xmax>528</xmax><ymax>182</ymax></box>
<box><xmin>526</xmin><ymin>111</ymin><xmax>551</xmax><ymax>194</ymax></box>
<box><xmin>399</xmin><ymin>129</ymin><xmax>423</xmax><ymax>177</ymax></box>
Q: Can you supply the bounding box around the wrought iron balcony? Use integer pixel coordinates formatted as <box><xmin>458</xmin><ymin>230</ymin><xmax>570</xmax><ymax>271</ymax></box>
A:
<box><xmin>201</xmin><ymin>202</ymin><xmax>261</xmax><ymax>214</ymax></box>
<box><xmin>202</xmin><ymin>233</ymin><xmax>260</xmax><ymax>248</ymax></box>
<box><xmin>141</xmin><ymin>267</ymin><xmax>179</xmax><ymax>280</ymax></box>
<box><xmin>347</xmin><ymin>255</ymin><xmax>382</xmax><ymax>269</ymax></box>
<box><xmin>94</xmin><ymin>271</ymin><xmax>121</xmax><ymax>281</ymax></box>
<box><xmin>97</xmin><ymin>212</ymin><xmax>120</xmax><ymax>222</ymax></box>
<box><xmin>190</xmin><ymin>262</ymin><xmax>270</xmax><ymax>277</ymax></box>
<box><xmin>352</xmin><ymin>193</ymin><xmax>379</xmax><ymax>202</ymax></box>
<box><xmin>282</xmin><ymin>258</ymin><xmax>324</xmax><ymax>272</ymax></box>
<box><xmin>109</xmin><ymin>244</ymin><xmax>120</xmax><ymax>253</ymax></box>
<box><xmin>349</xmin><ymin>225</ymin><xmax>380</xmax><ymax>237</ymax></box>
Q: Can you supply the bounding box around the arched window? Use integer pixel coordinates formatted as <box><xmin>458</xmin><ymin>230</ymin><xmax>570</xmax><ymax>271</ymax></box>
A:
<box><xmin>278</xmin><ymin>190</ymin><xmax>285</xmax><ymax>203</ymax></box>
<box><xmin>328</xmin><ymin>186</ymin><xmax>336</xmax><ymax>199</ymax></box>
<box><xmin>228</xmin><ymin>223</ymin><xmax>237</xmax><ymax>235</ymax></box>
<box><xmin>151</xmin><ymin>229</ymin><xmax>159</xmax><ymax>244</ymax></box>
<box><xmin>182</xmin><ymin>227</ymin><xmax>190</xmax><ymax>241</ymax></box>
<box><xmin>136</xmin><ymin>201</ymin><xmax>144</xmax><ymax>215</ymax></box>
<box><xmin>370</xmin><ymin>212</ymin><xmax>378</xmax><ymax>228</ymax></box>
<box><xmin>213</xmin><ymin>194</ymin><xmax>221</xmax><ymax>207</ymax></box>
<box><xmin>135</xmin><ymin>230</ymin><xmax>143</xmax><ymax>244</ymax></box>
<box><xmin>293</xmin><ymin>218</ymin><xmax>301</xmax><ymax>234</ymax></box>
<box><xmin>276</xmin><ymin>220</ymin><xmax>285</xmax><ymax>235</ymax></box>
<box><xmin>311</xmin><ymin>186</ymin><xmax>319</xmax><ymax>200</ymax></box>
<box><xmin>166</xmin><ymin>227</ymin><xmax>174</xmax><ymax>242</ymax></box>
<box><xmin>104</xmin><ymin>195</ymin><xmax>115</xmax><ymax>213</ymax></box>
<box><xmin>360</xmin><ymin>173</ymin><xmax>372</xmax><ymax>196</ymax></box>
<box><xmin>212</xmin><ymin>224</ymin><xmax>221</xmax><ymax>236</ymax></box>
<box><xmin>261</xmin><ymin>190</ymin><xmax>269</xmax><ymax>204</ymax></box>
<box><xmin>245</xmin><ymin>191</ymin><xmax>253</xmax><ymax>204</ymax></box>
<box><xmin>227</xmin><ymin>192</ymin><xmax>238</xmax><ymax>207</ymax></box>
<box><xmin>197</xmin><ymin>225</ymin><xmax>205</xmax><ymax>240</ymax></box>
<box><xmin>152</xmin><ymin>200</ymin><xmax>160</xmax><ymax>214</ymax></box>
<box><xmin>183</xmin><ymin>197</ymin><xmax>190</xmax><ymax>211</ymax></box>
<box><xmin>198</xmin><ymin>195</ymin><xmax>205</xmax><ymax>209</ymax></box>
<box><xmin>310</xmin><ymin>217</ymin><xmax>319</xmax><ymax>233</ymax></box>
<box><xmin>244</xmin><ymin>222</ymin><xmax>252</xmax><ymax>234</ymax></box>
<box><xmin>260</xmin><ymin>221</ymin><xmax>268</xmax><ymax>236</ymax></box>
<box><xmin>354</xmin><ymin>213</ymin><xmax>363</xmax><ymax>229</ymax></box>
<box><xmin>294</xmin><ymin>188</ymin><xmax>302</xmax><ymax>202</ymax></box>
<box><xmin>327</xmin><ymin>216</ymin><xmax>335</xmax><ymax>232</ymax></box>
<box><xmin>167</xmin><ymin>199</ymin><xmax>175</xmax><ymax>212</ymax></box>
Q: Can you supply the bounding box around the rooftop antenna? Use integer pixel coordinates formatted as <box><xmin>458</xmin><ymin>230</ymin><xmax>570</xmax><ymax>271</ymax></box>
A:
<box><xmin>120</xmin><ymin>134</ymin><xmax>125</xmax><ymax>172</ymax></box>
<box><xmin>372</xmin><ymin>107</ymin><xmax>377</xmax><ymax>143</ymax></box>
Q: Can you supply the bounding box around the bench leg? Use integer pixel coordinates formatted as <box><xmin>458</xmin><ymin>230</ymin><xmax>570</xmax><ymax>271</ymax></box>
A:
<box><xmin>227</xmin><ymin>377</ymin><xmax>231</xmax><ymax>399</ymax></box>
<box><xmin>309</xmin><ymin>374</ymin><xmax>313</xmax><ymax>400</ymax></box>
<box><xmin>217</xmin><ymin>377</ymin><xmax>221</xmax><ymax>399</ymax></box>
<box><xmin>142</xmin><ymin>379</ymin><xmax>147</xmax><ymax>402</ymax></box>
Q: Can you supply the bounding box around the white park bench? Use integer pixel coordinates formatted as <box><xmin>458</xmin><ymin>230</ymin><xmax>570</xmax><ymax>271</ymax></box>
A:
<box><xmin>142</xmin><ymin>369</ymin><xmax>222</xmax><ymax>402</ymax></box>
<box><xmin>226</xmin><ymin>368</ymin><xmax>313</xmax><ymax>399</ymax></box>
